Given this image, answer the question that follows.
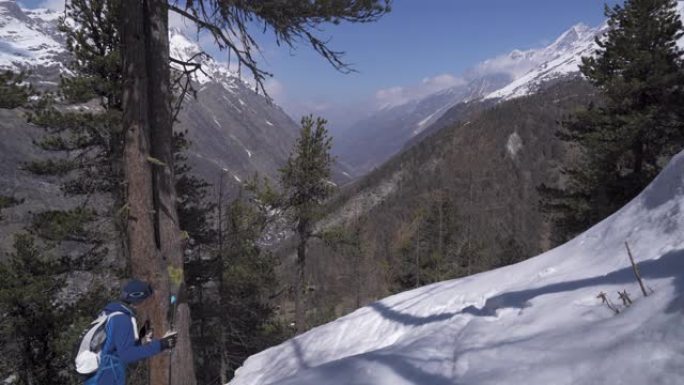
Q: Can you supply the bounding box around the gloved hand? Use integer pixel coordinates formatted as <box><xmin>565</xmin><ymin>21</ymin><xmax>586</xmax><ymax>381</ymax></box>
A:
<box><xmin>160</xmin><ymin>331</ymin><xmax>178</xmax><ymax>351</ymax></box>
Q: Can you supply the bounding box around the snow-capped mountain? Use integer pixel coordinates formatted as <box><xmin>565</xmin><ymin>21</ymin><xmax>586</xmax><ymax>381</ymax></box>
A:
<box><xmin>334</xmin><ymin>21</ymin><xmax>611</xmax><ymax>176</ymax></box>
<box><xmin>169</xmin><ymin>27</ymin><xmax>245</xmax><ymax>93</ymax></box>
<box><xmin>485</xmin><ymin>23</ymin><xmax>605</xmax><ymax>101</ymax></box>
<box><xmin>486</xmin><ymin>1</ymin><xmax>684</xmax><ymax>100</ymax></box>
<box><xmin>230</xmin><ymin>148</ymin><xmax>684</xmax><ymax>385</ymax></box>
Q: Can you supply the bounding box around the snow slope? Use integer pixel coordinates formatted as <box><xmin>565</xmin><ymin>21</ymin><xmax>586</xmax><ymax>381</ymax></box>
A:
<box><xmin>230</xmin><ymin>150</ymin><xmax>684</xmax><ymax>385</ymax></box>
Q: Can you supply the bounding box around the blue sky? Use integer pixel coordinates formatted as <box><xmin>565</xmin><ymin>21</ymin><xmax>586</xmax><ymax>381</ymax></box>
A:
<box><xmin>23</xmin><ymin>0</ymin><xmax>620</xmax><ymax>130</ymax></box>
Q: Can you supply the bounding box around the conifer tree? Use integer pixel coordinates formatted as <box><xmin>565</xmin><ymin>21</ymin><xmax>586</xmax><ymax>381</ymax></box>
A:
<box><xmin>174</xmin><ymin>132</ymin><xmax>217</xmax><ymax>246</ymax></box>
<box><xmin>218</xmin><ymin>196</ymin><xmax>283</xmax><ymax>381</ymax></box>
<box><xmin>0</xmin><ymin>235</ymin><xmax>69</xmax><ymax>385</ymax></box>
<box><xmin>0</xmin><ymin>234</ymin><xmax>115</xmax><ymax>385</ymax></box>
<box><xmin>280</xmin><ymin>116</ymin><xmax>335</xmax><ymax>334</ymax></box>
<box><xmin>181</xmin><ymin>179</ymin><xmax>284</xmax><ymax>383</ymax></box>
<box><xmin>0</xmin><ymin>71</ymin><xmax>33</xmax><ymax>109</ymax></box>
<box><xmin>26</xmin><ymin>0</ymin><xmax>124</xmax><ymax>256</ymax></box>
<box><xmin>541</xmin><ymin>0</ymin><xmax>684</xmax><ymax>241</ymax></box>
<box><xmin>0</xmin><ymin>195</ymin><xmax>22</xmax><ymax>220</ymax></box>
<box><xmin>393</xmin><ymin>191</ymin><xmax>461</xmax><ymax>291</ymax></box>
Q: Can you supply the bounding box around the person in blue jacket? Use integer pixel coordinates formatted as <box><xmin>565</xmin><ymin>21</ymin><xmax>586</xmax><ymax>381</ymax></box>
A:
<box><xmin>85</xmin><ymin>279</ymin><xmax>177</xmax><ymax>385</ymax></box>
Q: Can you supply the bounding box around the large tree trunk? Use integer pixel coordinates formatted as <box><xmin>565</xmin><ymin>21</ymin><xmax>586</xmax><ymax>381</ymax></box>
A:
<box><xmin>121</xmin><ymin>1</ymin><xmax>196</xmax><ymax>384</ymax></box>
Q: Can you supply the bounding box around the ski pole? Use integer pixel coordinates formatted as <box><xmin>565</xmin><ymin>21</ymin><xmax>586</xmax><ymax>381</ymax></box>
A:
<box><xmin>169</xmin><ymin>294</ymin><xmax>177</xmax><ymax>330</ymax></box>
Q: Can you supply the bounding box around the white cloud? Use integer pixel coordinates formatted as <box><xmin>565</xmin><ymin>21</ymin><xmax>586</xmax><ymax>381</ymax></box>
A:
<box><xmin>374</xmin><ymin>86</ymin><xmax>407</xmax><ymax>107</ymax></box>
<box><xmin>273</xmin><ymin>89</ymin><xmax>373</xmax><ymax>134</ymax></box>
<box><xmin>264</xmin><ymin>78</ymin><xmax>285</xmax><ymax>101</ymax></box>
<box><xmin>283</xmin><ymin>99</ymin><xmax>334</xmax><ymax>120</ymax></box>
<box><xmin>300</xmin><ymin>100</ymin><xmax>332</xmax><ymax>113</ymax></box>
<box><xmin>372</xmin><ymin>46</ymin><xmax>551</xmax><ymax>111</ymax></box>
<box><xmin>38</xmin><ymin>0</ymin><xmax>65</xmax><ymax>12</ymax></box>
<box><xmin>421</xmin><ymin>73</ymin><xmax>466</xmax><ymax>90</ymax></box>
<box><xmin>169</xmin><ymin>11</ymin><xmax>194</xmax><ymax>34</ymax></box>
<box><xmin>469</xmin><ymin>49</ymin><xmax>541</xmax><ymax>79</ymax></box>
<box><xmin>374</xmin><ymin>73</ymin><xmax>466</xmax><ymax>109</ymax></box>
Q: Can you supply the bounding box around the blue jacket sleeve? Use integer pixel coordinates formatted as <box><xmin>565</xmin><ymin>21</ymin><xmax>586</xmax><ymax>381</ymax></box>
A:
<box><xmin>108</xmin><ymin>314</ymin><xmax>162</xmax><ymax>364</ymax></box>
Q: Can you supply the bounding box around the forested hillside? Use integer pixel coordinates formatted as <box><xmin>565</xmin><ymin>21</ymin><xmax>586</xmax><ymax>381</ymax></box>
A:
<box><xmin>271</xmin><ymin>79</ymin><xmax>600</xmax><ymax>327</ymax></box>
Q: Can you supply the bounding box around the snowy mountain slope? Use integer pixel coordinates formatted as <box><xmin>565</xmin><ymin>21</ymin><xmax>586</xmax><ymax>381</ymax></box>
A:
<box><xmin>485</xmin><ymin>23</ymin><xmax>605</xmax><ymax>101</ymax></box>
<box><xmin>0</xmin><ymin>0</ymin><xmax>68</xmax><ymax>81</ymax></box>
<box><xmin>230</xmin><ymin>150</ymin><xmax>684</xmax><ymax>385</ymax></box>
<box><xmin>486</xmin><ymin>1</ymin><xmax>684</xmax><ymax>101</ymax></box>
<box><xmin>169</xmin><ymin>28</ymin><xmax>246</xmax><ymax>93</ymax></box>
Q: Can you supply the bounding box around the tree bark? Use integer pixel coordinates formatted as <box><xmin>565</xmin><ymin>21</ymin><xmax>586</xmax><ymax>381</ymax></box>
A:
<box><xmin>121</xmin><ymin>1</ymin><xmax>196</xmax><ymax>384</ymax></box>
<box><xmin>295</xmin><ymin>220</ymin><xmax>308</xmax><ymax>334</ymax></box>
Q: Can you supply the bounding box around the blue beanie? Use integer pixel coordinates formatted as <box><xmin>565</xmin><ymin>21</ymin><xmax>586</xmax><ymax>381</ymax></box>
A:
<box><xmin>121</xmin><ymin>279</ymin><xmax>153</xmax><ymax>304</ymax></box>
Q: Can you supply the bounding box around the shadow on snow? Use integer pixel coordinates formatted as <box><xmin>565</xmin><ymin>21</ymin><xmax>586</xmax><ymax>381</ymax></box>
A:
<box><xmin>462</xmin><ymin>248</ymin><xmax>684</xmax><ymax>316</ymax></box>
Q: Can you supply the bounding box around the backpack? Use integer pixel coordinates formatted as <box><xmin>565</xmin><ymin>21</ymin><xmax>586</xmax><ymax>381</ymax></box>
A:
<box><xmin>74</xmin><ymin>311</ymin><xmax>138</xmax><ymax>375</ymax></box>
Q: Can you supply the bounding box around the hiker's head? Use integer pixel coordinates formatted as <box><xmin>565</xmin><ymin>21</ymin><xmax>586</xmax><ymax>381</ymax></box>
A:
<box><xmin>120</xmin><ymin>279</ymin><xmax>153</xmax><ymax>306</ymax></box>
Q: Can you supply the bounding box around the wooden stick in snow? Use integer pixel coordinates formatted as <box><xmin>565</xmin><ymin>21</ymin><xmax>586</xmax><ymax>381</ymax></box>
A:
<box><xmin>618</xmin><ymin>290</ymin><xmax>633</xmax><ymax>306</ymax></box>
<box><xmin>625</xmin><ymin>242</ymin><xmax>649</xmax><ymax>297</ymax></box>
<box><xmin>597</xmin><ymin>291</ymin><xmax>620</xmax><ymax>314</ymax></box>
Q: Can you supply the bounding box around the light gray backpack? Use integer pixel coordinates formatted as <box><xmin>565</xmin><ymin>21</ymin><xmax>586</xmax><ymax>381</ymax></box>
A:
<box><xmin>74</xmin><ymin>311</ymin><xmax>138</xmax><ymax>375</ymax></box>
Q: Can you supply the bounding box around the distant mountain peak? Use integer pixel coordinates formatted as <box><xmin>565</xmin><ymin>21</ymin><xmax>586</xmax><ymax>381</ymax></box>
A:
<box><xmin>484</xmin><ymin>22</ymin><xmax>603</xmax><ymax>101</ymax></box>
<box><xmin>486</xmin><ymin>4</ymin><xmax>683</xmax><ymax>101</ymax></box>
<box><xmin>168</xmin><ymin>28</ymin><xmax>250</xmax><ymax>93</ymax></box>
<box><xmin>546</xmin><ymin>22</ymin><xmax>595</xmax><ymax>53</ymax></box>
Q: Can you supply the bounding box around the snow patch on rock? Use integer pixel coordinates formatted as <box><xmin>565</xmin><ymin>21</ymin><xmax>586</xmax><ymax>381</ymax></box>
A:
<box><xmin>506</xmin><ymin>131</ymin><xmax>523</xmax><ymax>158</ymax></box>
